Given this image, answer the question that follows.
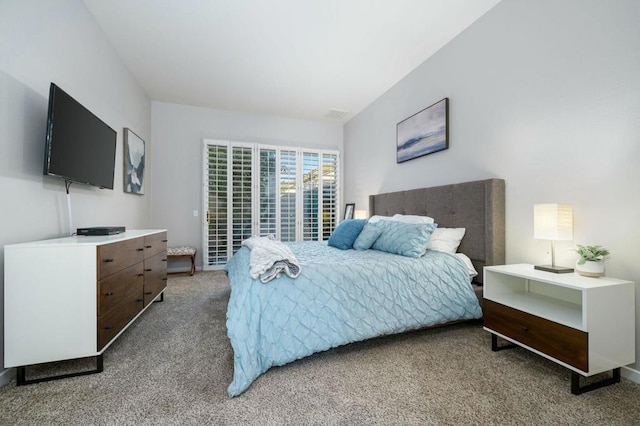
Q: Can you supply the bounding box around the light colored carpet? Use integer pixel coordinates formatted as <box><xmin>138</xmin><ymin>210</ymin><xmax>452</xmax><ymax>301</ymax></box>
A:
<box><xmin>1</xmin><ymin>270</ymin><xmax>640</xmax><ymax>425</ymax></box>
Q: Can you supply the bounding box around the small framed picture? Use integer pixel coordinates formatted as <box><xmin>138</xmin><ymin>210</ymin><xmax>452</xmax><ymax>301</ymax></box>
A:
<box><xmin>344</xmin><ymin>203</ymin><xmax>355</xmax><ymax>220</ymax></box>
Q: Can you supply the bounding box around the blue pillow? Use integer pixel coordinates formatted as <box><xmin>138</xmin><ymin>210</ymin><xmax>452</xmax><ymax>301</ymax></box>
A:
<box><xmin>372</xmin><ymin>221</ymin><xmax>436</xmax><ymax>257</ymax></box>
<box><xmin>353</xmin><ymin>222</ymin><xmax>382</xmax><ymax>250</ymax></box>
<box><xmin>328</xmin><ymin>219</ymin><xmax>367</xmax><ymax>250</ymax></box>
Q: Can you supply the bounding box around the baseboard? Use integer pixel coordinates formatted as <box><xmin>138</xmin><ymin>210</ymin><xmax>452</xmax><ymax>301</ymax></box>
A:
<box><xmin>622</xmin><ymin>365</ymin><xmax>640</xmax><ymax>384</ymax></box>
<box><xmin>0</xmin><ymin>367</ymin><xmax>15</xmax><ymax>388</ymax></box>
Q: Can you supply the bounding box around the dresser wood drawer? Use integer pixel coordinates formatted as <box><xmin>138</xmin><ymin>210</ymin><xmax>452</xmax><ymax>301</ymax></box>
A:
<box><xmin>144</xmin><ymin>232</ymin><xmax>168</xmax><ymax>259</ymax></box>
<box><xmin>484</xmin><ymin>299</ymin><xmax>588</xmax><ymax>371</ymax></box>
<box><xmin>97</xmin><ymin>263</ymin><xmax>144</xmax><ymax>316</ymax></box>
<box><xmin>97</xmin><ymin>289</ymin><xmax>144</xmax><ymax>350</ymax></box>
<box><xmin>143</xmin><ymin>250</ymin><xmax>168</xmax><ymax>306</ymax></box>
<box><xmin>98</xmin><ymin>238</ymin><xmax>145</xmax><ymax>279</ymax></box>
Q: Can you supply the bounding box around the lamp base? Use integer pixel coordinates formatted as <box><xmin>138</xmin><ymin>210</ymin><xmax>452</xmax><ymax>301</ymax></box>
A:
<box><xmin>534</xmin><ymin>264</ymin><xmax>574</xmax><ymax>274</ymax></box>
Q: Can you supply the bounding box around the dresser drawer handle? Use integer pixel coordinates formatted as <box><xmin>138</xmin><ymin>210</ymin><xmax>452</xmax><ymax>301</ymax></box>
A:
<box><xmin>162</xmin><ymin>278</ymin><xmax>168</xmax><ymax>281</ymax></box>
<box><xmin>105</xmin><ymin>292</ymin><xmax>114</xmax><ymax>296</ymax></box>
<box><xmin>104</xmin><ymin>325</ymin><xmax>114</xmax><ymax>330</ymax></box>
<box><xmin>144</xmin><ymin>291</ymin><xmax>152</xmax><ymax>295</ymax></box>
<box><xmin>104</xmin><ymin>258</ymin><xmax>114</xmax><ymax>263</ymax></box>
<box><xmin>136</xmin><ymin>248</ymin><xmax>144</xmax><ymax>252</ymax></box>
<box><xmin>146</xmin><ymin>245</ymin><xmax>152</xmax><ymax>249</ymax></box>
<box><xmin>162</xmin><ymin>258</ymin><xmax>167</xmax><ymax>262</ymax></box>
<box><xmin>138</xmin><ymin>273</ymin><xmax>144</xmax><ymax>277</ymax></box>
<box><xmin>145</xmin><ymin>268</ymin><xmax>152</xmax><ymax>272</ymax></box>
<box><xmin>162</xmin><ymin>239</ymin><xmax>168</xmax><ymax>242</ymax></box>
<box><xmin>136</xmin><ymin>299</ymin><xmax>144</xmax><ymax>303</ymax></box>
<box><xmin>522</xmin><ymin>326</ymin><xmax>529</xmax><ymax>332</ymax></box>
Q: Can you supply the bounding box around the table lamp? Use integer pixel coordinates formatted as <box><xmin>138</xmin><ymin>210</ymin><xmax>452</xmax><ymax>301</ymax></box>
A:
<box><xmin>533</xmin><ymin>203</ymin><xmax>574</xmax><ymax>273</ymax></box>
<box><xmin>354</xmin><ymin>210</ymin><xmax>368</xmax><ymax>219</ymax></box>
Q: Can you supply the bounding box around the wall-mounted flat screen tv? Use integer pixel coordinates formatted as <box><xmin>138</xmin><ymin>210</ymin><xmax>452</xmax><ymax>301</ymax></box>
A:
<box><xmin>43</xmin><ymin>83</ymin><xmax>117</xmax><ymax>189</ymax></box>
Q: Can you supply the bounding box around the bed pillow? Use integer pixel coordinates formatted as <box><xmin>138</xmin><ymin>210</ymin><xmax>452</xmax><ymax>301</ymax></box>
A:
<box><xmin>328</xmin><ymin>219</ymin><xmax>367</xmax><ymax>250</ymax></box>
<box><xmin>367</xmin><ymin>215</ymin><xmax>392</xmax><ymax>224</ymax></box>
<box><xmin>427</xmin><ymin>227</ymin><xmax>466</xmax><ymax>254</ymax></box>
<box><xmin>372</xmin><ymin>221</ymin><xmax>436</xmax><ymax>258</ymax></box>
<box><xmin>391</xmin><ymin>214</ymin><xmax>435</xmax><ymax>224</ymax></box>
<box><xmin>455</xmin><ymin>253</ymin><xmax>478</xmax><ymax>281</ymax></box>
<box><xmin>353</xmin><ymin>222</ymin><xmax>382</xmax><ymax>250</ymax></box>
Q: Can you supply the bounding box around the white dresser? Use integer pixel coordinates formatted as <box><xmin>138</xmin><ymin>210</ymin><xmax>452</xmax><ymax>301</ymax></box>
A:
<box><xmin>4</xmin><ymin>229</ymin><xmax>167</xmax><ymax>384</ymax></box>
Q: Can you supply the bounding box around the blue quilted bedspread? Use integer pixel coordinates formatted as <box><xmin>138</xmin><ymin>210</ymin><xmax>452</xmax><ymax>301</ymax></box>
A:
<box><xmin>224</xmin><ymin>241</ymin><xmax>482</xmax><ymax>396</ymax></box>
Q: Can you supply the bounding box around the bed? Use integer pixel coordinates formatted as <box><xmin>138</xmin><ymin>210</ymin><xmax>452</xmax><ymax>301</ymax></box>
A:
<box><xmin>225</xmin><ymin>178</ymin><xmax>505</xmax><ymax>396</ymax></box>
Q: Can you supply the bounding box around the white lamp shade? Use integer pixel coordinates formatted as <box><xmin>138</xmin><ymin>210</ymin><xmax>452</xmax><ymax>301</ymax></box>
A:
<box><xmin>354</xmin><ymin>210</ymin><xmax>368</xmax><ymax>219</ymax></box>
<box><xmin>534</xmin><ymin>203</ymin><xmax>573</xmax><ymax>241</ymax></box>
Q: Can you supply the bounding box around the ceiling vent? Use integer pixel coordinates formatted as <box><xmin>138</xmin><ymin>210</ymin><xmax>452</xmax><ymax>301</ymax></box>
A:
<box><xmin>324</xmin><ymin>108</ymin><xmax>349</xmax><ymax>120</ymax></box>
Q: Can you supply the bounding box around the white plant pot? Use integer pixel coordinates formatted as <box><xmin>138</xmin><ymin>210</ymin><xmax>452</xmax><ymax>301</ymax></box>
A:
<box><xmin>576</xmin><ymin>260</ymin><xmax>605</xmax><ymax>277</ymax></box>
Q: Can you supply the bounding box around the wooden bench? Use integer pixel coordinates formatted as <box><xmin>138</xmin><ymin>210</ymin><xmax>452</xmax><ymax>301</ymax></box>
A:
<box><xmin>167</xmin><ymin>246</ymin><xmax>197</xmax><ymax>276</ymax></box>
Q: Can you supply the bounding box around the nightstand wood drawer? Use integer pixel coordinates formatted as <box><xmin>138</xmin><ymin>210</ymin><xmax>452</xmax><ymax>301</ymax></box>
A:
<box><xmin>484</xmin><ymin>299</ymin><xmax>588</xmax><ymax>371</ymax></box>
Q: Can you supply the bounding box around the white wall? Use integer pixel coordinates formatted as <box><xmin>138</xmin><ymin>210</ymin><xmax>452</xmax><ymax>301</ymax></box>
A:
<box><xmin>150</xmin><ymin>101</ymin><xmax>343</xmax><ymax>269</ymax></box>
<box><xmin>0</xmin><ymin>0</ymin><xmax>151</xmax><ymax>385</ymax></box>
<box><xmin>344</xmin><ymin>0</ymin><xmax>640</xmax><ymax>374</ymax></box>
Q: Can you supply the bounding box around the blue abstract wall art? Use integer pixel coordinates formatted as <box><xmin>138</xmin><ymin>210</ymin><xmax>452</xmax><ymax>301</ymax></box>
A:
<box><xmin>124</xmin><ymin>128</ymin><xmax>145</xmax><ymax>195</ymax></box>
<box><xmin>397</xmin><ymin>98</ymin><xmax>449</xmax><ymax>163</ymax></box>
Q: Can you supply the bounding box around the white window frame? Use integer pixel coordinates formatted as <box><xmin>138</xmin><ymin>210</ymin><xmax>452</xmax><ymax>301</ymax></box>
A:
<box><xmin>202</xmin><ymin>139</ymin><xmax>340</xmax><ymax>270</ymax></box>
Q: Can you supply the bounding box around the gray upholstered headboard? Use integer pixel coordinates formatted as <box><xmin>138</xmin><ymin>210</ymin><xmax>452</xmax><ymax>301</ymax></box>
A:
<box><xmin>369</xmin><ymin>179</ymin><xmax>505</xmax><ymax>284</ymax></box>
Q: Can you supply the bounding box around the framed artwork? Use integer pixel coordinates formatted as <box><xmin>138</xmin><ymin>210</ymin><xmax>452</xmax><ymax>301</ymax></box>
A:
<box><xmin>397</xmin><ymin>97</ymin><xmax>449</xmax><ymax>163</ymax></box>
<box><xmin>124</xmin><ymin>128</ymin><xmax>145</xmax><ymax>195</ymax></box>
<box><xmin>344</xmin><ymin>203</ymin><xmax>355</xmax><ymax>220</ymax></box>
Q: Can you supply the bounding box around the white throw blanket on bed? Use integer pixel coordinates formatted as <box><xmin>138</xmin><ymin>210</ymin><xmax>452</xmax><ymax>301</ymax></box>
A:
<box><xmin>241</xmin><ymin>235</ymin><xmax>301</xmax><ymax>283</ymax></box>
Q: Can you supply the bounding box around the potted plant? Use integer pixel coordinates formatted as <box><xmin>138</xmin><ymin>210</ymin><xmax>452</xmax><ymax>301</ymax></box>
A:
<box><xmin>574</xmin><ymin>244</ymin><xmax>609</xmax><ymax>277</ymax></box>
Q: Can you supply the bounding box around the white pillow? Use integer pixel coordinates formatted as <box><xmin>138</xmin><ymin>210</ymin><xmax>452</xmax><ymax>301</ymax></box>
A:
<box><xmin>455</xmin><ymin>253</ymin><xmax>478</xmax><ymax>281</ymax></box>
<box><xmin>427</xmin><ymin>227</ymin><xmax>466</xmax><ymax>254</ymax></box>
<box><xmin>367</xmin><ymin>215</ymin><xmax>393</xmax><ymax>224</ymax></box>
<box><xmin>391</xmin><ymin>214</ymin><xmax>435</xmax><ymax>224</ymax></box>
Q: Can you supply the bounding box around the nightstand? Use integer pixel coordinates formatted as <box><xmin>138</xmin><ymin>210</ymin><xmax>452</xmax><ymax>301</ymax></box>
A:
<box><xmin>483</xmin><ymin>264</ymin><xmax>635</xmax><ymax>395</ymax></box>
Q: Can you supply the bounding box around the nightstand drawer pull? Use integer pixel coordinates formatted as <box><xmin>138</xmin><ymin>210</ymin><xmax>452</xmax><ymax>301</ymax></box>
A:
<box><xmin>522</xmin><ymin>326</ymin><xmax>528</xmax><ymax>332</ymax></box>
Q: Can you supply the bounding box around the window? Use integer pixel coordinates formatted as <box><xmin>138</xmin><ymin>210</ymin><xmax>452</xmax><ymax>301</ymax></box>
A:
<box><xmin>203</xmin><ymin>140</ymin><xmax>340</xmax><ymax>269</ymax></box>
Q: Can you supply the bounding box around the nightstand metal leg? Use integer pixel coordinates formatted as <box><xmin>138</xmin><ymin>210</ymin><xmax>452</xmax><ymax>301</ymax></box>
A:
<box><xmin>571</xmin><ymin>368</ymin><xmax>621</xmax><ymax>395</ymax></box>
<box><xmin>491</xmin><ymin>333</ymin><xmax>517</xmax><ymax>351</ymax></box>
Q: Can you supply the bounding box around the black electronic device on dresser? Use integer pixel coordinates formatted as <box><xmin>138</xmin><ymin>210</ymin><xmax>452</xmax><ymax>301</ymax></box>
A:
<box><xmin>77</xmin><ymin>226</ymin><xmax>126</xmax><ymax>236</ymax></box>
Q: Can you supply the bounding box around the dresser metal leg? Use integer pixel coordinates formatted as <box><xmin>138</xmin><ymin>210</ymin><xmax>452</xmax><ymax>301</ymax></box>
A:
<box><xmin>15</xmin><ymin>354</ymin><xmax>104</xmax><ymax>386</ymax></box>
<box><xmin>491</xmin><ymin>333</ymin><xmax>517</xmax><ymax>351</ymax></box>
<box><xmin>571</xmin><ymin>368</ymin><xmax>620</xmax><ymax>395</ymax></box>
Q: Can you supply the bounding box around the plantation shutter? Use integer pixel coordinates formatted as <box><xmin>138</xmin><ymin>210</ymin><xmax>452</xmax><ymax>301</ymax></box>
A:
<box><xmin>230</xmin><ymin>145</ymin><xmax>254</xmax><ymax>254</ymax></box>
<box><xmin>321</xmin><ymin>152</ymin><xmax>338</xmax><ymax>240</ymax></box>
<box><xmin>279</xmin><ymin>150</ymin><xmax>297</xmax><ymax>242</ymax></box>
<box><xmin>301</xmin><ymin>151</ymin><xmax>320</xmax><ymax>241</ymax></box>
<box><xmin>258</xmin><ymin>147</ymin><xmax>277</xmax><ymax>237</ymax></box>
<box><xmin>203</xmin><ymin>140</ymin><xmax>339</xmax><ymax>269</ymax></box>
<box><xmin>204</xmin><ymin>142</ymin><xmax>230</xmax><ymax>266</ymax></box>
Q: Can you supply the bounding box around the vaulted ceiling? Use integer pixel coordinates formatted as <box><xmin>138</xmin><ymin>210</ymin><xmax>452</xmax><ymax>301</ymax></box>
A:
<box><xmin>84</xmin><ymin>0</ymin><xmax>501</xmax><ymax>123</ymax></box>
